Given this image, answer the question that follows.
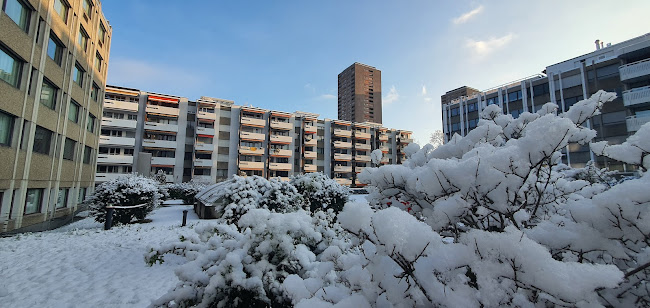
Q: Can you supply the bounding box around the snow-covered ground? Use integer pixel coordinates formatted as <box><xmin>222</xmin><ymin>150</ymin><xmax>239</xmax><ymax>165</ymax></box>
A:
<box><xmin>0</xmin><ymin>203</ymin><xmax>208</xmax><ymax>307</ymax></box>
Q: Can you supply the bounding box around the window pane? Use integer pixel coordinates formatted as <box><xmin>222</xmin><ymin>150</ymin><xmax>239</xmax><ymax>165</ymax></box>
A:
<box><xmin>0</xmin><ymin>47</ymin><xmax>22</xmax><ymax>87</ymax></box>
<box><xmin>40</xmin><ymin>80</ymin><xmax>56</xmax><ymax>109</ymax></box>
<box><xmin>56</xmin><ymin>188</ymin><xmax>68</xmax><ymax>208</ymax></box>
<box><xmin>73</xmin><ymin>63</ymin><xmax>84</xmax><ymax>86</ymax></box>
<box><xmin>0</xmin><ymin>112</ymin><xmax>14</xmax><ymax>146</ymax></box>
<box><xmin>87</xmin><ymin>114</ymin><xmax>95</xmax><ymax>132</ymax></box>
<box><xmin>63</xmin><ymin>138</ymin><xmax>75</xmax><ymax>160</ymax></box>
<box><xmin>98</xmin><ymin>23</ymin><xmax>106</xmax><ymax>44</ymax></box>
<box><xmin>68</xmin><ymin>101</ymin><xmax>79</xmax><ymax>123</ymax></box>
<box><xmin>83</xmin><ymin>146</ymin><xmax>92</xmax><ymax>164</ymax></box>
<box><xmin>25</xmin><ymin>189</ymin><xmax>42</xmax><ymax>215</ymax></box>
<box><xmin>83</xmin><ymin>0</ymin><xmax>92</xmax><ymax>18</ymax></box>
<box><xmin>78</xmin><ymin>27</ymin><xmax>88</xmax><ymax>51</ymax></box>
<box><xmin>33</xmin><ymin>126</ymin><xmax>52</xmax><ymax>155</ymax></box>
<box><xmin>91</xmin><ymin>83</ymin><xmax>99</xmax><ymax>101</ymax></box>
<box><xmin>78</xmin><ymin>187</ymin><xmax>86</xmax><ymax>203</ymax></box>
<box><xmin>53</xmin><ymin>0</ymin><xmax>68</xmax><ymax>23</ymax></box>
<box><xmin>4</xmin><ymin>0</ymin><xmax>30</xmax><ymax>32</ymax></box>
<box><xmin>47</xmin><ymin>33</ymin><xmax>63</xmax><ymax>65</ymax></box>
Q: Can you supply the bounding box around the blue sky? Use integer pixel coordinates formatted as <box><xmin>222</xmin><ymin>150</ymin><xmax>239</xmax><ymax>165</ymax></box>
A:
<box><xmin>102</xmin><ymin>0</ymin><xmax>650</xmax><ymax>144</ymax></box>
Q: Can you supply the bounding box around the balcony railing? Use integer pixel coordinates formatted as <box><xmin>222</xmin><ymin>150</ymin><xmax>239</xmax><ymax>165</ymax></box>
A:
<box><xmin>623</xmin><ymin>86</ymin><xmax>650</xmax><ymax>107</ymax></box>
<box><xmin>194</xmin><ymin>159</ymin><xmax>213</xmax><ymax>167</ymax></box>
<box><xmin>239</xmin><ymin>146</ymin><xmax>264</xmax><ymax>155</ymax></box>
<box><xmin>333</xmin><ymin>141</ymin><xmax>352</xmax><ymax>148</ymax></box>
<box><xmin>333</xmin><ymin>129</ymin><xmax>352</xmax><ymax>137</ymax></box>
<box><xmin>304</xmin><ymin>151</ymin><xmax>317</xmax><ymax>159</ymax></box>
<box><xmin>142</xmin><ymin>139</ymin><xmax>176</xmax><ymax>149</ymax></box>
<box><xmin>379</xmin><ymin>135</ymin><xmax>388</xmax><ymax>142</ymax></box>
<box><xmin>304</xmin><ymin>138</ymin><xmax>317</xmax><ymax>146</ymax></box>
<box><xmin>95</xmin><ymin>173</ymin><xmax>126</xmax><ymax>183</ymax></box>
<box><xmin>240</xmin><ymin>131</ymin><xmax>266</xmax><ymax>141</ymax></box>
<box><xmin>355</xmin><ymin>167</ymin><xmax>366</xmax><ymax>173</ymax></box>
<box><xmin>241</xmin><ymin>117</ymin><xmax>266</xmax><ymax>127</ymax></box>
<box><xmin>334</xmin><ymin>153</ymin><xmax>352</xmax><ymax>161</ymax></box>
<box><xmin>152</xmin><ymin>157</ymin><xmax>176</xmax><ymax>166</ymax></box>
<box><xmin>99</xmin><ymin>136</ymin><xmax>136</xmax><ymax>147</ymax></box>
<box><xmin>239</xmin><ymin>161</ymin><xmax>264</xmax><ymax>170</ymax></box>
<box><xmin>144</xmin><ymin>122</ymin><xmax>179</xmax><ymax>133</ymax></box>
<box><xmin>355</xmin><ymin>143</ymin><xmax>371</xmax><ymax>150</ymax></box>
<box><xmin>101</xmin><ymin>118</ymin><xmax>137</xmax><ymax>130</ymax></box>
<box><xmin>196</xmin><ymin>127</ymin><xmax>215</xmax><ymax>136</ymax></box>
<box><xmin>304</xmin><ymin>164</ymin><xmax>317</xmax><ymax>172</ymax></box>
<box><xmin>104</xmin><ymin>99</ymin><xmax>139</xmax><ymax>112</ymax></box>
<box><xmin>146</xmin><ymin>105</ymin><xmax>179</xmax><ymax>117</ymax></box>
<box><xmin>195</xmin><ymin>142</ymin><xmax>214</xmax><ymax>152</ymax></box>
<box><xmin>620</xmin><ymin>58</ymin><xmax>650</xmax><ymax>81</ymax></box>
<box><xmin>270</xmin><ymin>149</ymin><xmax>292</xmax><ymax>157</ymax></box>
<box><xmin>193</xmin><ymin>175</ymin><xmax>213</xmax><ymax>183</ymax></box>
<box><xmin>270</xmin><ymin>135</ymin><xmax>292</xmax><ymax>144</ymax></box>
<box><xmin>354</xmin><ymin>155</ymin><xmax>371</xmax><ymax>162</ymax></box>
<box><xmin>269</xmin><ymin>162</ymin><xmax>292</xmax><ymax>171</ymax></box>
<box><xmin>334</xmin><ymin>165</ymin><xmax>352</xmax><ymax>173</ymax></box>
<box><xmin>626</xmin><ymin>114</ymin><xmax>650</xmax><ymax>132</ymax></box>
<box><xmin>197</xmin><ymin>111</ymin><xmax>217</xmax><ymax>121</ymax></box>
<box><xmin>334</xmin><ymin>178</ymin><xmax>352</xmax><ymax>186</ymax></box>
<box><xmin>97</xmin><ymin>155</ymin><xmax>133</xmax><ymax>165</ymax></box>
<box><xmin>380</xmin><ymin>146</ymin><xmax>389</xmax><ymax>153</ymax></box>
<box><xmin>270</xmin><ymin>121</ymin><xmax>292</xmax><ymax>130</ymax></box>
<box><xmin>304</xmin><ymin>125</ymin><xmax>317</xmax><ymax>133</ymax></box>
<box><xmin>354</xmin><ymin>132</ymin><xmax>371</xmax><ymax>139</ymax></box>
<box><xmin>399</xmin><ymin>138</ymin><xmax>413</xmax><ymax>144</ymax></box>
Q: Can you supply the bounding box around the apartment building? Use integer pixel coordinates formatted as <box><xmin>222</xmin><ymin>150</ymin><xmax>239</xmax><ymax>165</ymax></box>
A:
<box><xmin>338</xmin><ymin>62</ymin><xmax>382</xmax><ymax>124</ymax></box>
<box><xmin>98</xmin><ymin>85</ymin><xmax>412</xmax><ymax>187</ymax></box>
<box><xmin>0</xmin><ymin>0</ymin><xmax>111</xmax><ymax>233</ymax></box>
<box><xmin>441</xmin><ymin>33</ymin><xmax>650</xmax><ymax>171</ymax></box>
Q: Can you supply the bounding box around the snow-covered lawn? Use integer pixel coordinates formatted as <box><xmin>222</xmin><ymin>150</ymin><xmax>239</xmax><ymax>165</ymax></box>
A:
<box><xmin>0</xmin><ymin>203</ymin><xmax>207</xmax><ymax>307</ymax></box>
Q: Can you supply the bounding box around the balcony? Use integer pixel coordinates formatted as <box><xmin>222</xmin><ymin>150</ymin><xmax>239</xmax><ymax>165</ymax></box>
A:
<box><xmin>101</xmin><ymin>118</ymin><xmax>137</xmax><ymax>130</ymax></box>
<box><xmin>146</xmin><ymin>105</ymin><xmax>179</xmax><ymax>117</ymax></box>
<box><xmin>270</xmin><ymin>149</ymin><xmax>292</xmax><ymax>157</ymax></box>
<box><xmin>304</xmin><ymin>125</ymin><xmax>317</xmax><ymax>134</ymax></box>
<box><xmin>239</xmin><ymin>146</ymin><xmax>265</xmax><ymax>155</ymax></box>
<box><xmin>269</xmin><ymin>162</ymin><xmax>292</xmax><ymax>171</ymax></box>
<box><xmin>104</xmin><ymin>99</ymin><xmax>138</xmax><ymax>112</ymax></box>
<box><xmin>304</xmin><ymin>138</ymin><xmax>317</xmax><ymax>146</ymax></box>
<box><xmin>95</xmin><ymin>173</ymin><xmax>125</xmax><ymax>183</ymax></box>
<box><xmin>270</xmin><ymin>135</ymin><xmax>292</xmax><ymax>144</ymax></box>
<box><xmin>355</xmin><ymin>155</ymin><xmax>371</xmax><ymax>162</ymax></box>
<box><xmin>193</xmin><ymin>175</ymin><xmax>213</xmax><ymax>183</ymax></box>
<box><xmin>304</xmin><ymin>164</ymin><xmax>317</xmax><ymax>172</ymax></box>
<box><xmin>304</xmin><ymin>151</ymin><xmax>317</xmax><ymax>159</ymax></box>
<box><xmin>99</xmin><ymin>136</ymin><xmax>136</xmax><ymax>147</ymax></box>
<box><xmin>626</xmin><ymin>114</ymin><xmax>650</xmax><ymax>132</ymax></box>
<box><xmin>335</xmin><ymin>178</ymin><xmax>352</xmax><ymax>186</ymax></box>
<box><xmin>354</xmin><ymin>132</ymin><xmax>371</xmax><ymax>139</ymax></box>
<box><xmin>239</xmin><ymin>161</ymin><xmax>264</xmax><ymax>170</ymax></box>
<box><xmin>272</xmin><ymin>176</ymin><xmax>290</xmax><ymax>182</ymax></box>
<box><xmin>334</xmin><ymin>153</ymin><xmax>352</xmax><ymax>161</ymax></box>
<box><xmin>334</xmin><ymin>165</ymin><xmax>352</xmax><ymax>173</ymax></box>
<box><xmin>381</xmin><ymin>157</ymin><xmax>390</xmax><ymax>164</ymax></box>
<box><xmin>333</xmin><ymin>141</ymin><xmax>352</xmax><ymax>148</ymax></box>
<box><xmin>355</xmin><ymin>167</ymin><xmax>366</xmax><ymax>173</ymax></box>
<box><xmin>355</xmin><ymin>143</ymin><xmax>371</xmax><ymax>150</ymax></box>
<box><xmin>620</xmin><ymin>58</ymin><xmax>650</xmax><ymax>82</ymax></box>
<box><xmin>399</xmin><ymin>138</ymin><xmax>413</xmax><ymax>144</ymax></box>
<box><xmin>380</xmin><ymin>146</ymin><xmax>389</xmax><ymax>153</ymax></box>
<box><xmin>97</xmin><ymin>155</ymin><xmax>133</xmax><ymax>165</ymax></box>
<box><xmin>197</xmin><ymin>111</ymin><xmax>217</xmax><ymax>121</ymax></box>
<box><xmin>270</xmin><ymin>121</ymin><xmax>293</xmax><ymax>130</ymax></box>
<box><xmin>142</xmin><ymin>139</ymin><xmax>176</xmax><ymax>149</ymax></box>
<box><xmin>623</xmin><ymin>86</ymin><xmax>650</xmax><ymax>107</ymax></box>
<box><xmin>195</xmin><ymin>142</ymin><xmax>214</xmax><ymax>152</ymax></box>
<box><xmin>194</xmin><ymin>159</ymin><xmax>213</xmax><ymax>168</ymax></box>
<box><xmin>241</xmin><ymin>117</ymin><xmax>266</xmax><ymax>127</ymax></box>
<box><xmin>197</xmin><ymin>127</ymin><xmax>215</xmax><ymax>136</ymax></box>
<box><xmin>152</xmin><ymin>157</ymin><xmax>176</xmax><ymax>166</ymax></box>
<box><xmin>164</xmin><ymin>175</ymin><xmax>174</xmax><ymax>183</ymax></box>
<box><xmin>144</xmin><ymin>122</ymin><xmax>179</xmax><ymax>133</ymax></box>
<box><xmin>240</xmin><ymin>131</ymin><xmax>266</xmax><ymax>141</ymax></box>
<box><xmin>379</xmin><ymin>135</ymin><xmax>388</xmax><ymax>142</ymax></box>
<box><xmin>333</xmin><ymin>129</ymin><xmax>352</xmax><ymax>137</ymax></box>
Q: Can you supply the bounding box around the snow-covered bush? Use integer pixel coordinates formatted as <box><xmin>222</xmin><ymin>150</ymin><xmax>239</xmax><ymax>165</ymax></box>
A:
<box><xmin>290</xmin><ymin>173</ymin><xmax>349</xmax><ymax>213</ymax></box>
<box><xmin>165</xmin><ymin>182</ymin><xmax>207</xmax><ymax>204</ymax></box>
<box><xmin>90</xmin><ymin>175</ymin><xmax>165</xmax><ymax>225</ymax></box>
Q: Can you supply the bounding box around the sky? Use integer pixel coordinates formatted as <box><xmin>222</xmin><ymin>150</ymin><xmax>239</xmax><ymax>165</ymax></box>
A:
<box><xmin>101</xmin><ymin>0</ymin><xmax>650</xmax><ymax>145</ymax></box>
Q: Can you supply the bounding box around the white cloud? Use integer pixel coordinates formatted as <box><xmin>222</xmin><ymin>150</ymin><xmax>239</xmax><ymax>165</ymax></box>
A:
<box><xmin>318</xmin><ymin>94</ymin><xmax>336</xmax><ymax>100</ymax></box>
<box><xmin>383</xmin><ymin>85</ymin><xmax>399</xmax><ymax>104</ymax></box>
<box><xmin>466</xmin><ymin>33</ymin><xmax>514</xmax><ymax>56</ymax></box>
<box><xmin>421</xmin><ymin>85</ymin><xmax>427</xmax><ymax>96</ymax></box>
<box><xmin>453</xmin><ymin>6</ymin><xmax>484</xmax><ymax>25</ymax></box>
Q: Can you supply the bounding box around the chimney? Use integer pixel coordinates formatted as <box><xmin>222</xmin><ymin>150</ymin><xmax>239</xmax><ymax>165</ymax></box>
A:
<box><xmin>595</xmin><ymin>39</ymin><xmax>601</xmax><ymax>50</ymax></box>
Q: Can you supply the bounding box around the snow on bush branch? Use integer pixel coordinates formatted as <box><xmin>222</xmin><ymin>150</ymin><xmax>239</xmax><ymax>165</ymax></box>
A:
<box><xmin>90</xmin><ymin>174</ymin><xmax>166</xmax><ymax>225</ymax></box>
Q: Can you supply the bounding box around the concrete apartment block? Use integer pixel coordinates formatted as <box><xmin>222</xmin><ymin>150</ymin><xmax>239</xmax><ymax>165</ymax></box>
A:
<box><xmin>338</xmin><ymin>62</ymin><xmax>383</xmax><ymax>124</ymax></box>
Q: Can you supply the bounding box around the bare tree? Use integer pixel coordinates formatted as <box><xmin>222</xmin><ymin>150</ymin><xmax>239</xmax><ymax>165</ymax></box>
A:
<box><xmin>429</xmin><ymin>130</ymin><xmax>444</xmax><ymax>149</ymax></box>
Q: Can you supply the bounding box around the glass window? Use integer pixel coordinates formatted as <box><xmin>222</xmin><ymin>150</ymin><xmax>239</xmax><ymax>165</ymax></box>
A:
<box><xmin>94</xmin><ymin>52</ymin><xmax>102</xmax><ymax>72</ymax></box>
<box><xmin>25</xmin><ymin>188</ymin><xmax>43</xmax><ymax>215</ymax></box>
<box><xmin>87</xmin><ymin>113</ymin><xmax>95</xmax><ymax>133</ymax></box>
<box><xmin>63</xmin><ymin>138</ymin><xmax>75</xmax><ymax>160</ymax></box>
<box><xmin>47</xmin><ymin>32</ymin><xmax>64</xmax><ymax>66</ymax></box>
<box><xmin>98</xmin><ymin>22</ymin><xmax>106</xmax><ymax>45</ymax></box>
<box><xmin>56</xmin><ymin>188</ymin><xmax>68</xmax><ymax>208</ymax></box>
<box><xmin>4</xmin><ymin>0</ymin><xmax>31</xmax><ymax>32</ymax></box>
<box><xmin>78</xmin><ymin>26</ymin><xmax>89</xmax><ymax>52</ymax></box>
<box><xmin>83</xmin><ymin>146</ymin><xmax>92</xmax><ymax>164</ymax></box>
<box><xmin>0</xmin><ymin>46</ymin><xmax>23</xmax><ymax>87</ymax></box>
<box><xmin>33</xmin><ymin>126</ymin><xmax>52</xmax><ymax>155</ymax></box>
<box><xmin>82</xmin><ymin>0</ymin><xmax>92</xmax><ymax>20</ymax></box>
<box><xmin>78</xmin><ymin>187</ymin><xmax>86</xmax><ymax>203</ymax></box>
<box><xmin>91</xmin><ymin>83</ymin><xmax>99</xmax><ymax>101</ymax></box>
<box><xmin>40</xmin><ymin>79</ymin><xmax>57</xmax><ymax>110</ymax></box>
<box><xmin>53</xmin><ymin>0</ymin><xmax>68</xmax><ymax>23</ymax></box>
<box><xmin>0</xmin><ymin>111</ymin><xmax>14</xmax><ymax>146</ymax></box>
<box><xmin>73</xmin><ymin>62</ymin><xmax>84</xmax><ymax>86</ymax></box>
<box><xmin>68</xmin><ymin>100</ymin><xmax>79</xmax><ymax>123</ymax></box>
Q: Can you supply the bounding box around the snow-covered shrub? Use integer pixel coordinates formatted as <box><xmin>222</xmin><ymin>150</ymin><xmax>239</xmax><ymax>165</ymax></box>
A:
<box><xmin>165</xmin><ymin>182</ymin><xmax>207</xmax><ymax>204</ymax></box>
<box><xmin>290</xmin><ymin>173</ymin><xmax>349</xmax><ymax>213</ymax></box>
<box><xmin>89</xmin><ymin>174</ymin><xmax>165</xmax><ymax>225</ymax></box>
<box><xmin>146</xmin><ymin>208</ymin><xmax>346</xmax><ymax>307</ymax></box>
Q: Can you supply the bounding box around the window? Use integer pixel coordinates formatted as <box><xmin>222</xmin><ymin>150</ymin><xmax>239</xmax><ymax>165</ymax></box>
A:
<box><xmin>53</xmin><ymin>0</ymin><xmax>69</xmax><ymax>23</ymax></box>
<box><xmin>3</xmin><ymin>0</ymin><xmax>31</xmax><ymax>32</ymax></box>
<box><xmin>91</xmin><ymin>83</ymin><xmax>99</xmax><ymax>101</ymax></box>
<box><xmin>0</xmin><ymin>46</ymin><xmax>23</xmax><ymax>87</ymax></box>
<box><xmin>68</xmin><ymin>100</ymin><xmax>79</xmax><ymax>123</ymax></box>
<box><xmin>78</xmin><ymin>26</ymin><xmax>89</xmax><ymax>52</ymax></box>
<box><xmin>73</xmin><ymin>62</ymin><xmax>84</xmax><ymax>86</ymax></box>
<box><xmin>56</xmin><ymin>188</ymin><xmax>68</xmax><ymax>209</ymax></box>
<box><xmin>78</xmin><ymin>187</ymin><xmax>86</xmax><ymax>203</ymax></box>
<box><xmin>0</xmin><ymin>111</ymin><xmax>14</xmax><ymax>146</ymax></box>
<box><xmin>94</xmin><ymin>52</ymin><xmax>102</xmax><ymax>72</ymax></box>
<box><xmin>83</xmin><ymin>146</ymin><xmax>92</xmax><ymax>164</ymax></box>
<box><xmin>40</xmin><ymin>79</ymin><xmax>57</xmax><ymax>110</ymax></box>
<box><xmin>87</xmin><ymin>113</ymin><xmax>95</xmax><ymax>133</ymax></box>
<box><xmin>82</xmin><ymin>0</ymin><xmax>92</xmax><ymax>20</ymax></box>
<box><xmin>98</xmin><ymin>22</ymin><xmax>106</xmax><ymax>46</ymax></box>
<box><xmin>47</xmin><ymin>32</ymin><xmax>64</xmax><ymax>65</ymax></box>
<box><xmin>63</xmin><ymin>138</ymin><xmax>75</xmax><ymax>160</ymax></box>
<box><xmin>33</xmin><ymin>126</ymin><xmax>52</xmax><ymax>155</ymax></box>
<box><xmin>25</xmin><ymin>188</ymin><xmax>43</xmax><ymax>215</ymax></box>
<box><xmin>124</xmin><ymin>148</ymin><xmax>134</xmax><ymax>156</ymax></box>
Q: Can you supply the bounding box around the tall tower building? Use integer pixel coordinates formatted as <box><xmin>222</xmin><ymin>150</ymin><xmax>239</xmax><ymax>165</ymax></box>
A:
<box><xmin>338</xmin><ymin>62</ymin><xmax>382</xmax><ymax>124</ymax></box>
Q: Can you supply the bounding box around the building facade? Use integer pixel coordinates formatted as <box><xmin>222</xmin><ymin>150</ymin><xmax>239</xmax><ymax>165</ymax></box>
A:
<box><xmin>0</xmin><ymin>0</ymin><xmax>112</xmax><ymax>233</ymax></box>
<box><xmin>441</xmin><ymin>33</ymin><xmax>650</xmax><ymax>171</ymax></box>
<box><xmin>98</xmin><ymin>85</ymin><xmax>412</xmax><ymax>187</ymax></box>
<box><xmin>338</xmin><ymin>62</ymin><xmax>382</xmax><ymax>124</ymax></box>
